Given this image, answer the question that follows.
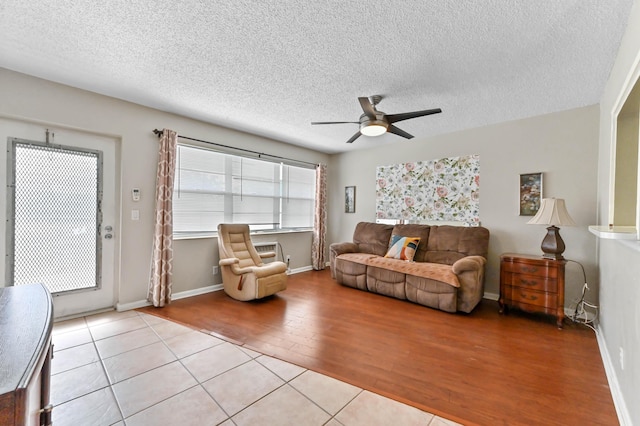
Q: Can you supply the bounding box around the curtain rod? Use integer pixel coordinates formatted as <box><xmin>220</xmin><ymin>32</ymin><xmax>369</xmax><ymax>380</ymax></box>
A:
<box><xmin>152</xmin><ymin>129</ymin><xmax>318</xmax><ymax>168</ymax></box>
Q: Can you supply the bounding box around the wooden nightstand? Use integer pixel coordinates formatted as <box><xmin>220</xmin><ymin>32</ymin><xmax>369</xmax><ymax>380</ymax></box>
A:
<box><xmin>499</xmin><ymin>253</ymin><xmax>566</xmax><ymax>328</ymax></box>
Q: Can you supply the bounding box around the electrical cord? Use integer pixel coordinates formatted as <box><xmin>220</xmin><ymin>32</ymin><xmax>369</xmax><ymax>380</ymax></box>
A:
<box><xmin>565</xmin><ymin>259</ymin><xmax>598</xmax><ymax>332</ymax></box>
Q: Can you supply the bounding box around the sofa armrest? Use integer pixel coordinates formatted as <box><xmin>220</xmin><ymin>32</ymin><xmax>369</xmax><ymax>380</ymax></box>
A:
<box><xmin>330</xmin><ymin>242</ymin><xmax>358</xmax><ymax>257</ymax></box>
<box><xmin>452</xmin><ymin>255</ymin><xmax>486</xmax><ymax>274</ymax></box>
<box><xmin>451</xmin><ymin>256</ymin><xmax>487</xmax><ymax>313</ymax></box>
<box><xmin>329</xmin><ymin>242</ymin><xmax>359</xmax><ymax>278</ymax></box>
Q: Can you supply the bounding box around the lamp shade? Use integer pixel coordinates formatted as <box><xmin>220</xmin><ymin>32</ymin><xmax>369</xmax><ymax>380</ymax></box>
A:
<box><xmin>527</xmin><ymin>198</ymin><xmax>576</xmax><ymax>226</ymax></box>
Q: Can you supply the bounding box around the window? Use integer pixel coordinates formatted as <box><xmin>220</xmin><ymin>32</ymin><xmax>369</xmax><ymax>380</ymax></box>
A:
<box><xmin>173</xmin><ymin>144</ymin><xmax>316</xmax><ymax>237</ymax></box>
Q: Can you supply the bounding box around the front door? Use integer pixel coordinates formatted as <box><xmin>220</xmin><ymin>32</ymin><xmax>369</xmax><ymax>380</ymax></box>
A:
<box><xmin>3</xmin><ymin>119</ymin><xmax>117</xmax><ymax>318</ymax></box>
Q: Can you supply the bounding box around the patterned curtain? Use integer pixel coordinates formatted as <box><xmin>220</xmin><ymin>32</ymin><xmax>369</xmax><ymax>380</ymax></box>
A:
<box><xmin>148</xmin><ymin>129</ymin><xmax>177</xmax><ymax>307</ymax></box>
<box><xmin>312</xmin><ymin>163</ymin><xmax>327</xmax><ymax>270</ymax></box>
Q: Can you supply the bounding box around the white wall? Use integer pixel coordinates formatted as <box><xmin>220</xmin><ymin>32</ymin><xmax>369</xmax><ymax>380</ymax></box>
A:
<box><xmin>596</xmin><ymin>1</ymin><xmax>640</xmax><ymax>424</ymax></box>
<box><xmin>328</xmin><ymin>105</ymin><xmax>600</xmax><ymax>305</ymax></box>
<box><xmin>0</xmin><ymin>68</ymin><xmax>329</xmax><ymax>306</ymax></box>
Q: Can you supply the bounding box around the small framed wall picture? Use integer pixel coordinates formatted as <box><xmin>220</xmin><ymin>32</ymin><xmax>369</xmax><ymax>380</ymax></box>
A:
<box><xmin>519</xmin><ymin>172</ymin><xmax>543</xmax><ymax>216</ymax></box>
<box><xmin>345</xmin><ymin>186</ymin><xmax>356</xmax><ymax>213</ymax></box>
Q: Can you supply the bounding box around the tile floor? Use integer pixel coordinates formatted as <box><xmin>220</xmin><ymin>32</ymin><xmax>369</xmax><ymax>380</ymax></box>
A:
<box><xmin>51</xmin><ymin>309</ymin><xmax>460</xmax><ymax>426</ymax></box>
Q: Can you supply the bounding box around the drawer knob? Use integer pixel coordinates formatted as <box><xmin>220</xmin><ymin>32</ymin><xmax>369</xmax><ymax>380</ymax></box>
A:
<box><xmin>522</xmin><ymin>266</ymin><xmax>538</xmax><ymax>273</ymax></box>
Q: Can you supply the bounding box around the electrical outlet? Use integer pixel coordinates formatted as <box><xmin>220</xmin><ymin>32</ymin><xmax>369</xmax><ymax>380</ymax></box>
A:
<box><xmin>286</xmin><ymin>255</ymin><xmax>291</xmax><ymax>263</ymax></box>
<box><xmin>212</xmin><ymin>266</ymin><xmax>219</xmax><ymax>275</ymax></box>
<box><xmin>620</xmin><ymin>347</ymin><xmax>625</xmax><ymax>370</ymax></box>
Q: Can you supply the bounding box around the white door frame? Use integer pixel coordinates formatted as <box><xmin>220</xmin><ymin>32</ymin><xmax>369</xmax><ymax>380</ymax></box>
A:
<box><xmin>1</xmin><ymin>117</ymin><xmax>121</xmax><ymax>318</ymax></box>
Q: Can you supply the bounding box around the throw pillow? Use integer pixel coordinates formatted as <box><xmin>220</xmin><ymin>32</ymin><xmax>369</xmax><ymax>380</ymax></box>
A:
<box><xmin>384</xmin><ymin>235</ymin><xmax>421</xmax><ymax>261</ymax></box>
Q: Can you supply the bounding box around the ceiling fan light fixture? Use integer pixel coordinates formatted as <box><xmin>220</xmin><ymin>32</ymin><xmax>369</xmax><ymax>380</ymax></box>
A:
<box><xmin>360</xmin><ymin>121</ymin><xmax>388</xmax><ymax>136</ymax></box>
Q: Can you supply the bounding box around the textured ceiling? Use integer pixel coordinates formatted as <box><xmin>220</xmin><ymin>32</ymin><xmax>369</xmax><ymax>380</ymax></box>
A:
<box><xmin>0</xmin><ymin>1</ymin><xmax>634</xmax><ymax>154</ymax></box>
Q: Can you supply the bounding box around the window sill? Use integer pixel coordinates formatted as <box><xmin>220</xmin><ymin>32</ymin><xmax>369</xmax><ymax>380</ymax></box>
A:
<box><xmin>588</xmin><ymin>225</ymin><xmax>637</xmax><ymax>240</ymax></box>
<box><xmin>173</xmin><ymin>229</ymin><xmax>313</xmax><ymax>241</ymax></box>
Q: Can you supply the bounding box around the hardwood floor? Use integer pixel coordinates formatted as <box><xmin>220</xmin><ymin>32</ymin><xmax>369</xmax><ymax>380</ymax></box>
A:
<box><xmin>138</xmin><ymin>269</ymin><xmax>618</xmax><ymax>425</ymax></box>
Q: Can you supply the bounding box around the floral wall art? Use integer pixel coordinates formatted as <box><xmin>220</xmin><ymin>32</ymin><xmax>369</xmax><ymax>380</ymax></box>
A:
<box><xmin>375</xmin><ymin>154</ymin><xmax>480</xmax><ymax>225</ymax></box>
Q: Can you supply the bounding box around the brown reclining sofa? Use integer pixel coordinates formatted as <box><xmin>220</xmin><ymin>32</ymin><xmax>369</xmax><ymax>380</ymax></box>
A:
<box><xmin>330</xmin><ymin>222</ymin><xmax>490</xmax><ymax>313</ymax></box>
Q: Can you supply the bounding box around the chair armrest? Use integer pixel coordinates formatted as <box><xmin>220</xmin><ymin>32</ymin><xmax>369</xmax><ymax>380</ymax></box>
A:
<box><xmin>452</xmin><ymin>256</ymin><xmax>486</xmax><ymax>275</ymax></box>
<box><xmin>219</xmin><ymin>258</ymin><xmax>239</xmax><ymax>266</ymax></box>
<box><xmin>258</xmin><ymin>251</ymin><xmax>276</xmax><ymax>259</ymax></box>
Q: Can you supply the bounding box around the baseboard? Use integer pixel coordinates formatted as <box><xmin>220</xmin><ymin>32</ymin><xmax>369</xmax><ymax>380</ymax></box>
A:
<box><xmin>116</xmin><ymin>283</ymin><xmax>223</xmax><ymax>312</ymax></box>
<box><xmin>288</xmin><ymin>265</ymin><xmax>313</xmax><ymax>275</ymax></box>
<box><xmin>595</xmin><ymin>324</ymin><xmax>631</xmax><ymax>426</ymax></box>
<box><xmin>483</xmin><ymin>292</ymin><xmax>499</xmax><ymax>301</ymax></box>
<box><xmin>172</xmin><ymin>283</ymin><xmax>223</xmax><ymax>300</ymax></box>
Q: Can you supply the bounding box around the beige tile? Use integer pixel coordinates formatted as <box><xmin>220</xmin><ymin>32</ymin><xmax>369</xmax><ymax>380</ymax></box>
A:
<box><xmin>89</xmin><ymin>315</ymin><xmax>148</xmax><ymax>340</ymax></box>
<box><xmin>50</xmin><ymin>361</ymin><xmax>109</xmax><ymax>405</ymax></box>
<box><xmin>53</xmin><ymin>317</ymin><xmax>87</xmax><ymax>335</ymax></box>
<box><xmin>203</xmin><ymin>360</ymin><xmax>284</xmax><ymax>415</ymax></box>
<box><xmin>112</xmin><ymin>361</ymin><xmax>197</xmax><ymax>418</ymax></box>
<box><xmin>150</xmin><ymin>318</ymin><xmax>194</xmax><ymax>340</ymax></box>
<box><xmin>256</xmin><ymin>355</ymin><xmax>306</xmax><ymax>381</ymax></box>
<box><xmin>138</xmin><ymin>312</ymin><xmax>167</xmax><ymax>325</ymax></box>
<box><xmin>126</xmin><ymin>385</ymin><xmax>227</xmax><ymax>426</ymax></box>
<box><xmin>325</xmin><ymin>420</ymin><xmax>344</xmax><ymax>426</ymax></box>
<box><xmin>429</xmin><ymin>415</ymin><xmax>462</xmax><ymax>426</ymax></box>
<box><xmin>51</xmin><ymin>342</ymin><xmax>100</xmax><ymax>375</ymax></box>
<box><xmin>164</xmin><ymin>329</ymin><xmax>224</xmax><ymax>358</ymax></box>
<box><xmin>95</xmin><ymin>326</ymin><xmax>160</xmax><ymax>359</ymax></box>
<box><xmin>335</xmin><ymin>390</ymin><xmax>434</xmax><ymax>426</ymax></box>
<box><xmin>102</xmin><ymin>341</ymin><xmax>176</xmax><ymax>384</ymax></box>
<box><xmin>232</xmin><ymin>384</ymin><xmax>330</xmax><ymax>426</ymax></box>
<box><xmin>111</xmin><ymin>423</ymin><xmax>125</xmax><ymax>426</ymax></box>
<box><xmin>182</xmin><ymin>342</ymin><xmax>251</xmax><ymax>382</ymax></box>
<box><xmin>53</xmin><ymin>387</ymin><xmax>121</xmax><ymax>426</ymax></box>
<box><xmin>238</xmin><ymin>345</ymin><xmax>261</xmax><ymax>358</ymax></box>
<box><xmin>84</xmin><ymin>309</ymin><xmax>139</xmax><ymax>327</ymax></box>
<box><xmin>218</xmin><ymin>420</ymin><xmax>235</xmax><ymax>426</ymax></box>
<box><xmin>52</xmin><ymin>327</ymin><xmax>93</xmax><ymax>351</ymax></box>
<box><xmin>290</xmin><ymin>370</ymin><xmax>361</xmax><ymax>415</ymax></box>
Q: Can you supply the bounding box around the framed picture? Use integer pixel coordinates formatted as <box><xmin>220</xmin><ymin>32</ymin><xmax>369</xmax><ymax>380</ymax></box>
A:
<box><xmin>519</xmin><ymin>173</ymin><xmax>543</xmax><ymax>216</ymax></box>
<box><xmin>345</xmin><ymin>186</ymin><xmax>356</xmax><ymax>213</ymax></box>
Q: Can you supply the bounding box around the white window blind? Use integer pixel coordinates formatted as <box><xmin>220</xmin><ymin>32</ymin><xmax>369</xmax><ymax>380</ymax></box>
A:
<box><xmin>173</xmin><ymin>144</ymin><xmax>315</xmax><ymax>236</ymax></box>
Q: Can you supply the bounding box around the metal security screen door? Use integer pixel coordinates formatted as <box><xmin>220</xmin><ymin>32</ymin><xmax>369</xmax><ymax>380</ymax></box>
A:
<box><xmin>8</xmin><ymin>138</ymin><xmax>103</xmax><ymax>294</ymax></box>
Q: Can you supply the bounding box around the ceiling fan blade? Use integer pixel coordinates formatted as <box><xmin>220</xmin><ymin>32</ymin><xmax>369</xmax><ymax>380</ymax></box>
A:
<box><xmin>388</xmin><ymin>125</ymin><xmax>414</xmax><ymax>139</ymax></box>
<box><xmin>386</xmin><ymin>108</ymin><xmax>442</xmax><ymax>124</ymax></box>
<box><xmin>311</xmin><ymin>121</ymin><xmax>359</xmax><ymax>125</ymax></box>
<box><xmin>346</xmin><ymin>131</ymin><xmax>362</xmax><ymax>144</ymax></box>
<box><xmin>358</xmin><ymin>97</ymin><xmax>377</xmax><ymax>120</ymax></box>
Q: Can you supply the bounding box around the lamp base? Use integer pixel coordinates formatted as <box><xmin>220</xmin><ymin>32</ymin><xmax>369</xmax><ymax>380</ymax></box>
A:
<box><xmin>540</xmin><ymin>225</ymin><xmax>566</xmax><ymax>260</ymax></box>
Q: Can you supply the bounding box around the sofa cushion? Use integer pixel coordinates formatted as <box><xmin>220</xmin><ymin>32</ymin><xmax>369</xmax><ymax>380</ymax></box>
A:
<box><xmin>425</xmin><ymin>225</ymin><xmax>490</xmax><ymax>265</ymax></box>
<box><xmin>384</xmin><ymin>236</ymin><xmax>421</xmax><ymax>261</ymax></box>
<box><xmin>353</xmin><ymin>222</ymin><xmax>394</xmax><ymax>256</ymax></box>
<box><xmin>366</xmin><ymin>257</ymin><xmax>460</xmax><ymax>288</ymax></box>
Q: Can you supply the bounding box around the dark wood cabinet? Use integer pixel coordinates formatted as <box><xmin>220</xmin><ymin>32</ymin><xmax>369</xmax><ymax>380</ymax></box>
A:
<box><xmin>499</xmin><ymin>253</ymin><xmax>566</xmax><ymax>328</ymax></box>
<box><xmin>0</xmin><ymin>283</ymin><xmax>54</xmax><ymax>426</ymax></box>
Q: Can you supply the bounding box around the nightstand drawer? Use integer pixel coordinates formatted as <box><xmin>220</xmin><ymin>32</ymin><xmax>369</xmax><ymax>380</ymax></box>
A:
<box><xmin>503</xmin><ymin>285</ymin><xmax>558</xmax><ymax>309</ymax></box>
<box><xmin>502</xmin><ymin>261</ymin><xmax>558</xmax><ymax>278</ymax></box>
<box><xmin>510</xmin><ymin>274</ymin><xmax>558</xmax><ymax>293</ymax></box>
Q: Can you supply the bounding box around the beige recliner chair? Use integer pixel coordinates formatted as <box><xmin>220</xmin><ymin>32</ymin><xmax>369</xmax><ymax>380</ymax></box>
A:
<box><xmin>217</xmin><ymin>224</ymin><xmax>288</xmax><ymax>301</ymax></box>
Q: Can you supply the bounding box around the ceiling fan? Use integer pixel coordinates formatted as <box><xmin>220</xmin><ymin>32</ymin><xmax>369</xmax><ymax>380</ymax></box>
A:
<box><xmin>311</xmin><ymin>95</ymin><xmax>442</xmax><ymax>143</ymax></box>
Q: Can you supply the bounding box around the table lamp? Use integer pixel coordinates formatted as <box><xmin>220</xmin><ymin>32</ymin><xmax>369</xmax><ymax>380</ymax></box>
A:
<box><xmin>527</xmin><ymin>198</ymin><xmax>576</xmax><ymax>260</ymax></box>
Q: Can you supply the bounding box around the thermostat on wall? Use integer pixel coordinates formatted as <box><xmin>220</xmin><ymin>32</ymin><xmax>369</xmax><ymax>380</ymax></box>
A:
<box><xmin>132</xmin><ymin>188</ymin><xmax>140</xmax><ymax>201</ymax></box>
